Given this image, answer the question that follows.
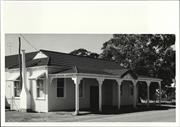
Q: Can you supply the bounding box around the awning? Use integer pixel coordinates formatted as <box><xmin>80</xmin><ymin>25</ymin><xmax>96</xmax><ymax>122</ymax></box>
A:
<box><xmin>29</xmin><ymin>71</ymin><xmax>46</xmax><ymax>80</ymax></box>
<box><xmin>6</xmin><ymin>73</ymin><xmax>20</xmax><ymax>81</ymax></box>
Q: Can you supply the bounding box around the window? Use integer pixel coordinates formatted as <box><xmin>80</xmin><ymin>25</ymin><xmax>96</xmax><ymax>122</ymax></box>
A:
<box><xmin>14</xmin><ymin>81</ymin><xmax>21</xmax><ymax>97</ymax></box>
<box><xmin>130</xmin><ymin>85</ymin><xmax>133</xmax><ymax>96</ymax></box>
<box><xmin>57</xmin><ymin>78</ymin><xmax>64</xmax><ymax>97</ymax></box>
<box><xmin>121</xmin><ymin>85</ymin><xmax>123</xmax><ymax>95</ymax></box>
<box><xmin>79</xmin><ymin>80</ymin><xmax>83</xmax><ymax>97</ymax></box>
<box><xmin>37</xmin><ymin>79</ymin><xmax>44</xmax><ymax>98</ymax></box>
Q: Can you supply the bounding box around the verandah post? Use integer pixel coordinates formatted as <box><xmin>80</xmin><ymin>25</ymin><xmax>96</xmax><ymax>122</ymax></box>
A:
<box><xmin>146</xmin><ymin>81</ymin><xmax>151</xmax><ymax>107</ymax></box>
<box><xmin>133</xmin><ymin>80</ymin><xmax>137</xmax><ymax>108</ymax></box>
<box><xmin>97</xmin><ymin>78</ymin><xmax>104</xmax><ymax>112</ymax></box>
<box><xmin>158</xmin><ymin>81</ymin><xmax>162</xmax><ymax>106</ymax></box>
<box><xmin>117</xmin><ymin>79</ymin><xmax>122</xmax><ymax>110</ymax></box>
<box><xmin>72</xmin><ymin>76</ymin><xmax>82</xmax><ymax>115</ymax></box>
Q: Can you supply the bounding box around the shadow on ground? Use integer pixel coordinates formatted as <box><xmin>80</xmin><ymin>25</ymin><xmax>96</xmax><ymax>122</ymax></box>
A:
<box><xmin>5</xmin><ymin>103</ymin><xmax>176</xmax><ymax>116</ymax></box>
<box><xmin>77</xmin><ymin>104</ymin><xmax>175</xmax><ymax>115</ymax></box>
<box><xmin>5</xmin><ymin>104</ymin><xmax>176</xmax><ymax>122</ymax></box>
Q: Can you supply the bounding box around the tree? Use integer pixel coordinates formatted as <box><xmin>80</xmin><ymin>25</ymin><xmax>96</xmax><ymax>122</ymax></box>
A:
<box><xmin>157</xmin><ymin>48</ymin><xmax>175</xmax><ymax>88</ymax></box>
<box><xmin>99</xmin><ymin>34</ymin><xmax>151</xmax><ymax>69</ymax></box>
<box><xmin>69</xmin><ymin>48</ymin><xmax>99</xmax><ymax>59</ymax></box>
<box><xmin>100</xmin><ymin>34</ymin><xmax>176</xmax><ymax>88</ymax></box>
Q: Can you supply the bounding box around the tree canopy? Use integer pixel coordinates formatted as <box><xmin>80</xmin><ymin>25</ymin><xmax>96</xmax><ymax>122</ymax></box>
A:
<box><xmin>99</xmin><ymin>34</ymin><xmax>175</xmax><ymax>87</ymax></box>
<box><xmin>69</xmin><ymin>48</ymin><xmax>99</xmax><ymax>59</ymax></box>
<box><xmin>70</xmin><ymin>34</ymin><xmax>175</xmax><ymax>88</ymax></box>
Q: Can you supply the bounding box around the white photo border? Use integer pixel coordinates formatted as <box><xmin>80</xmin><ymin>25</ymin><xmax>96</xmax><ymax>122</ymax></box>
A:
<box><xmin>1</xmin><ymin>0</ymin><xmax>179</xmax><ymax>126</ymax></box>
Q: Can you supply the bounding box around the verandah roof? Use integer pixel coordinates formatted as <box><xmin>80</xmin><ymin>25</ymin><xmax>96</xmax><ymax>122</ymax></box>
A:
<box><xmin>29</xmin><ymin>71</ymin><xmax>46</xmax><ymax>80</ymax></box>
<box><xmin>6</xmin><ymin>73</ymin><xmax>20</xmax><ymax>81</ymax></box>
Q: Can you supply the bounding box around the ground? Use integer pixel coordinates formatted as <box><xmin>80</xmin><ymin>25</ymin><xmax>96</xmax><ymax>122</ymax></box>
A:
<box><xmin>5</xmin><ymin>104</ymin><xmax>175</xmax><ymax>122</ymax></box>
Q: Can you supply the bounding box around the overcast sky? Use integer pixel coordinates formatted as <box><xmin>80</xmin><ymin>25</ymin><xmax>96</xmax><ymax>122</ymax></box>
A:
<box><xmin>5</xmin><ymin>34</ymin><xmax>113</xmax><ymax>56</ymax></box>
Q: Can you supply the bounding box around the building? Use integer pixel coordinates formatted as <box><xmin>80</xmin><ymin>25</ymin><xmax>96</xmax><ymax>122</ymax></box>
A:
<box><xmin>5</xmin><ymin>49</ymin><xmax>162</xmax><ymax>115</ymax></box>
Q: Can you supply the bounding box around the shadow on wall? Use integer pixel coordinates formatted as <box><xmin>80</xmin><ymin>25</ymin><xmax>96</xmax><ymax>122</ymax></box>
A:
<box><xmin>5</xmin><ymin>97</ymin><xmax>10</xmax><ymax>109</ymax></box>
<box><xmin>29</xmin><ymin>71</ymin><xmax>36</xmax><ymax>112</ymax></box>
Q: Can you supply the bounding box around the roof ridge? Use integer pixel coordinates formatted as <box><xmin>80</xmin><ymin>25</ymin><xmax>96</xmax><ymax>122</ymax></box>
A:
<box><xmin>5</xmin><ymin>51</ymin><xmax>39</xmax><ymax>57</ymax></box>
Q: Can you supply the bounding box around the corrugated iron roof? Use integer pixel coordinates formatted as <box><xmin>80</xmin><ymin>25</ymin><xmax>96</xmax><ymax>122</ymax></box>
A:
<box><xmin>5</xmin><ymin>51</ymin><xmax>38</xmax><ymax>69</ymax></box>
<box><xmin>40</xmin><ymin>49</ymin><xmax>124</xmax><ymax>70</ymax></box>
<box><xmin>5</xmin><ymin>49</ymin><xmax>150</xmax><ymax>79</ymax></box>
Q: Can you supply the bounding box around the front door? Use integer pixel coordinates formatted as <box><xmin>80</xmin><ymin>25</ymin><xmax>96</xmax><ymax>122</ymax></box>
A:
<box><xmin>90</xmin><ymin>86</ymin><xmax>99</xmax><ymax>110</ymax></box>
<box><xmin>104</xmin><ymin>84</ymin><xmax>113</xmax><ymax>106</ymax></box>
<box><xmin>121</xmin><ymin>81</ymin><xmax>133</xmax><ymax>106</ymax></box>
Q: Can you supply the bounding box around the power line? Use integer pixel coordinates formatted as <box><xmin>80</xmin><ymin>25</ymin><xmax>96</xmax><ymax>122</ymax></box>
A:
<box><xmin>19</xmin><ymin>34</ymin><xmax>38</xmax><ymax>51</ymax></box>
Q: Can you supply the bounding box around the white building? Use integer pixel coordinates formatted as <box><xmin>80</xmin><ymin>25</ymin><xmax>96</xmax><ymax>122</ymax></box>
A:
<box><xmin>5</xmin><ymin>49</ymin><xmax>162</xmax><ymax>115</ymax></box>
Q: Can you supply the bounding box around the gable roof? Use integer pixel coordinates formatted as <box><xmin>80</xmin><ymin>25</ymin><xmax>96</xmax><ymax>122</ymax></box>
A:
<box><xmin>5</xmin><ymin>49</ymin><xmax>123</xmax><ymax>69</ymax></box>
<box><xmin>121</xmin><ymin>70</ymin><xmax>138</xmax><ymax>79</ymax></box>
<box><xmin>40</xmin><ymin>49</ymin><xmax>124</xmax><ymax>70</ymax></box>
<box><xmin>5</xmin><ymin>49</ymin><xmax>131</xmax><ymax>77</ymax></box>
<box><xmin>5</xmin><ymin>51</ymin><xmax>38</xmax><ymax>69</ymax></box>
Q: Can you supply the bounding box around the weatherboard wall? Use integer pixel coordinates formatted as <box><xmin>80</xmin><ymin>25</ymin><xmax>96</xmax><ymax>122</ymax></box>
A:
<box><xmin>48</xmin><ymin>78</ymin><xmax>99</xmax><ymax>111</ymax></box>
<box><xmin>5</xmin><ymin>67</ymin><xmax>49</xmax><ymax>112</ymax></box>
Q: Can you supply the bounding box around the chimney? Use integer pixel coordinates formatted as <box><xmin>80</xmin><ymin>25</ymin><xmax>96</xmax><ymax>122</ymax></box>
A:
<box><xmin>19</xmin><ymin>50</ymin><xmax>31</xmax><ymax>112</ymax></box>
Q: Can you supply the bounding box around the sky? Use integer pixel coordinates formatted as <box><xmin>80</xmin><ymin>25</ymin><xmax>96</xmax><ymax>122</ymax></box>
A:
<box><xmin>5</xmin><ymin>34</ymin><xmax>113</xmax><ymax>56</ymax></box>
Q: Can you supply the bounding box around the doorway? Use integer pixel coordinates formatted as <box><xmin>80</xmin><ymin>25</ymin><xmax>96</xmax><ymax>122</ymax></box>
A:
<box><xmin>121</xmin><ymin>81</ymin><xmax>134</xmax><ymax>106</ymax></box>
<box><xmin>90</xmin><ymin>86</ymin><xmax>99</xmax><ymax>111</ymax></box>
<box><xmin>103</xmin><ymin>84</ymin><xmax>113</xmax><ymax>106</ymax></box>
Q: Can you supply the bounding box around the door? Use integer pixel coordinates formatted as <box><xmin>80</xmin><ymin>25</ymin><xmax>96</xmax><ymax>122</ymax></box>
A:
<box><xmin>104</xmin><ymin>84</ymin><xmax>113</xmax><ymax>106</ymax></box>
<box><xmin>90</xmin><ymin>86</ymin><xmax>99</xmax><ymax>110</ymax></box>
<box><xmin>121</xmin><ymin>81</ymin><xmax>133</xmax><ymax>106</ymax></box>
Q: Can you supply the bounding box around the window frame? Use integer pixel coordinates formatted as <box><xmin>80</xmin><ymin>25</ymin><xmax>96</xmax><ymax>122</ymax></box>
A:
<box><xmin>130</xmin><ymin>85</ymin><xmax>134</xmax><ymax>96</ymax></box>
<box><xmin>56</xmin><ymin>78</ymin><xmax>65</xmax><ymax>98</ymax></box>
<box><xmin>14</xmin><ymin>80</ymin><xmax>21</xmax><ymax>98</ymax></box>
<box><xmin>79</xmin><ymin>80</ymin><xmax>84</xmax><ymax>98</ymax></box>
<box><xmin>36</xmin><ymin>79</ymin><xmax>45</xmax><ymax>99</ymax></box>
<box><xmin>120</xmin><ymin>84</ymin><xmax>123</xmax><ymax>96</ymax></box>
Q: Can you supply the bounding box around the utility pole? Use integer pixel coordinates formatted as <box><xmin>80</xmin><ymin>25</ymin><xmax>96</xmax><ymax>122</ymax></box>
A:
<box><xmin>19</xmin><ymin>39</ymin><xmax>30</xmax><ymax>111</ymax></box>
<box><xmin>18</xmin><ymin>37</ymin><xmax>22</xmax><ymax>90</ymax></box>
